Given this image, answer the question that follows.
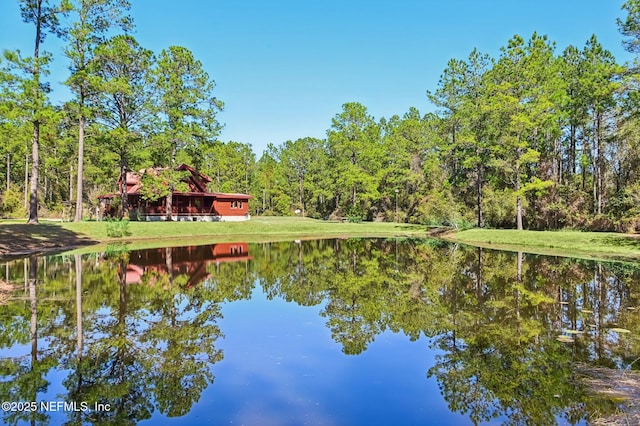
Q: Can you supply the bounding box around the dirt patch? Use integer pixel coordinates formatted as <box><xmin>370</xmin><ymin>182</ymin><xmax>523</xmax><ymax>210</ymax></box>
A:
<box><xmin>426</xmin><ymin>227</ymin><xmax>454</xmax><ymax>237</ymax></box>
<box><xmin>577</xmin><ymin>364</ymin><xmax>640</xmax><ymax>425</ymax></box>
<box><xmin>0</xmin><ymin>223</ymin><xmax>97</xmax><ymax>260</ymax></box>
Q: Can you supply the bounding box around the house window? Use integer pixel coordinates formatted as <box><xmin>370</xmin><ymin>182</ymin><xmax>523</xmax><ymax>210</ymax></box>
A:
<box><xmin>231</xmin><ymin>200</ymin><xmax>243</xmax><ymax>209</ymax></box>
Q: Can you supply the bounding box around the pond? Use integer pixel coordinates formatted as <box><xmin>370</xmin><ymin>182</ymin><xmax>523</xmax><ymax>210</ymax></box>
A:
<box><xmin>0</xmin><ymin>238</ymin><xmax>638</xmax><ymax>425</ymax></box>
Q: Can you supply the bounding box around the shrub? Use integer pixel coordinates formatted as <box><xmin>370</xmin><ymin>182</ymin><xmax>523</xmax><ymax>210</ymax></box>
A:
<box><xmin>483</xmin><ymin>188</ymin><xmax>516</xmax><ymax>228</ymax></box>
<box><xmin>588</xmin><ymin>214</ymin><xmax>617</xmax><ymax>232</ymax></box>
<box><xmin>1</xmin><ymin>184</ymin><xmax>25</xmax><ymax>217</ymax></box>
<box><xmin>105</xmin><ymin>219</ymin><xmax>132</xmax><ymax>238</ymax></box>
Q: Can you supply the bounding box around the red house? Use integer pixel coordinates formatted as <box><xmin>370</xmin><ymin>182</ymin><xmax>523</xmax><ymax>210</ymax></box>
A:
<box><xmin>98</xmin><ymin>164</ymin><xmax>252</xmax><ymax>222</ymax></box>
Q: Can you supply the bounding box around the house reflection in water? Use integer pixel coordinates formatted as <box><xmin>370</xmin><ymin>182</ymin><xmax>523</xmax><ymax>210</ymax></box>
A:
<box><xmin>124</xmin><ymin>243</ymin><xmax>251</xmax><ymax>287</ymax></box>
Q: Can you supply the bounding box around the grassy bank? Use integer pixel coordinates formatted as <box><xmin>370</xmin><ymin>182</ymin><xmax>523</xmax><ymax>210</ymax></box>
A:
<box><xmin>445</xmin><ymin>228</ymin><xmax>640</xmax><ymax>262</ymax></box>
<box><xmin>4</xmin><ymin>218</ymin><xmax>640</xmax><ymax>262</ymax></box>
<box><xmin>0</xmin><ymin>216</ymin><xmax>431</xmax><ymax>258</ymax></box>
<box><xmin>61</xmin><ymin>216</ymin><xmax>429</xmax><ymax>240</ymax></box>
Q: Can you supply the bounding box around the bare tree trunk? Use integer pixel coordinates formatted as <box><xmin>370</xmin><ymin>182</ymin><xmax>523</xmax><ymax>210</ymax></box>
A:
<box><xmin>120</xmin><ymin>163</ymin><xmax>128</xmax><ymax>219</ymax></box>
<box><xmin>516</xmin><ymin>159</ymin><xmax>523</xmax><ymax>230</ymax></box>
<box><xmin>75</xmin><ymin>254</ymin><xmax>83</xmax><ymax>358</ymax></box>
<box><xmin>570</xmin><ymin>122</ymin><xmax>577</xmax><ymax>177</ymax></box>
<box><xmin>352</xmin><ymin>185</ymin><xmax>357</xmax><ymax>210</ymax></box>
<box><xmin>165</xmin><ymin>192</ymin><xmax>173</xmax><ymax>221</ymax></box>
<box><xmin>27</xmin><ymin>0</ymin><xmax>43</xmax><ymax>225</ymax></box>
<box><xmin>74</xmin><ymin>115</ymin><xmax>85</xmax><ymax>222</ymax></box>
<box><xmin>476</xmin><ymin>247</ymin><xmax>483</xmax><ymax>299</ymax></box>
<box><xmin>24</xmin><ymin>154</ymin><xmax>29</xmax><ymax>210</ymax></box>
<box><xmin>6</xmin><ymin>153</ymin><xmax>10</xmax><ymax>191</ymax></box>
<box><xmin>476</xmin><ymin>163</ymin><xmax>483</xmax><ymax>228</ymax></box>
<box><xmin>516</xmin><ymin>252</ymin><xmax>523</xmax><ymax>321</ymax></box>
<box><xmin>596</xmin><ymin>113</ymin><xmax>603</xmax><ymax>215</ymax></box>
<box><xmin>166</xmin><ymin>247</ymin><xmax>173</xmax><ymax>283</ymax></box>
<box><xmin>69</xmin><ymin>163</ymin><xmax>73</xmax><ymax>205</ymax></box>
<box><xmin>299</xmin><ymin>176</ymin><xmax>305</xmax><ymax>217</ymax></box>
<box><xmin>28</xmin><ymin>123</ymin><xmax>39</xmax><ymax>224</ymax></box>
<box><xmin>43</xmin><ymin>173</ymin><xmax>48</xmax><ymax>204</ymax></box>
<box><xmin>555</xmin><ymin>134</ymin><xmax>562</xmax><ymax>184</ymax></box>
<box><xmin>29</xmin><ymin>257</ymin><xmax>37</xmax><ymax>363</ymax></box>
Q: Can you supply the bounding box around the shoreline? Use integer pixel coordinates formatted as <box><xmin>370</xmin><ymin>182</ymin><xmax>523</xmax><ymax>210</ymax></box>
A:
<box><xmin>2</xmin><ymin>219</ymin><xmax>640</xmax><ymax>263</ymax></box>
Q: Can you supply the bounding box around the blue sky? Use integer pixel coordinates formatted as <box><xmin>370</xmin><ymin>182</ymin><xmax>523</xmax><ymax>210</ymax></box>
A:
<box><xmin>0</xmin><ymin>1</ymin><xmax>634</xmax><ymax>156</ymax></box>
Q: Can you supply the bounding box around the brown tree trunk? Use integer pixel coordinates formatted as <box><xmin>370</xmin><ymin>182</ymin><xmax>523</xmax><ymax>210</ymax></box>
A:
<box><xmin>570</xmin><ymin>123</ymin><xmax>576</xmax><ymax>176</ymax></box>
<box><xmin>120</xmin><ymin>164</ymin><xmax>128</xmax><ymax>219</ymax></box>
<box><xmin>24</xmin><ymin>154</ymin><xmax>29</xmax><ymax>209</ymax></box>
<box><xmin>299</xmin><ymin>176</ymin><xmax>305</xmax><ymax>217</ymax></box>
<box><xmin>29</xmin><ymin>257</ymin><xmax>38</xmax><ymax>362</ymax></box>
<box><xmin>75</xmin><ymin>115</ymin><xmax>85</xmax><ymax>222</ymax></box>
<box><xmin>477</xmin><ymin>163</ymin><xmax>483</xmax><ymax>228</ymax></box>
<box><xmin>69</xmin><ymin>163</ymin><xmax>74</xmax><ymax>206</ymax></box>
<box><xmin>28</xmin><ymin>0</ymin><xmax>43</xmax><ymax>224</ymax></box>
<box><xmin>6</xmin><ymin>153</ymin><xmax>10</xmax><ymax>191</ymax></box>
<box><xmin>516</xmin><ymin>165</ymin><xmax>523</xmax><ymax>230</ymax></box>
<box><xmin>28</xmin><ymin>123</ymin><xmax>40</xmax><ymax>224</ymax></box>
<box><xmin>596</xmin><ymin>113</ymin><xmax>603</xmax><ymax>215</ymax></box>
<box><xmin>75</xmin><ymin>254</ymin><xmax>83</xmax><ymax>358</ymax></box>
<box><xmin>166</xmin><ymin>191</ymin><xmax>173</xmax><ymax>221</ymax></box>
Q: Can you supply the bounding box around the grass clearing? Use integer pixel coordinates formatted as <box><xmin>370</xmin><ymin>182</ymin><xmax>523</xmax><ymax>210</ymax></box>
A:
<box><xmin>5</xmin><ymin>217</ymin><xmax>640</xmax><ymax>262</ymax></box>
<box><xmin>1</xmin><ymin>216</ymin><xmax>431</xmax><ymax>258</ymax></box>
<box><xmin>60</xmin><ymin>216</ymin><xmax>430</xmax><ymax>240</ymax></box>
<box><xmin>445</xmin><ymin>228</ymin><xmax>640</xmax><ymax>262</ymax></box>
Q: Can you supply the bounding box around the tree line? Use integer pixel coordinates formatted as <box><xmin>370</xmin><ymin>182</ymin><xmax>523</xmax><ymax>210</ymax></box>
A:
<box><xmin>2</xmin><ymin>0</ymin><xmax>640</xmax><ymax>230</ymax></box>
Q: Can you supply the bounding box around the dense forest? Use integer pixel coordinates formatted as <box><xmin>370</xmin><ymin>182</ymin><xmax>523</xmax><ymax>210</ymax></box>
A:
<box><xmin>3</xmin><ymin>0</ymin><xmax>640</xmax><ymax>231</ymax></box>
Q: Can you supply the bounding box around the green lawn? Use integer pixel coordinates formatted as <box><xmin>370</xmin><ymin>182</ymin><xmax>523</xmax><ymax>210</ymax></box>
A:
<box><xmin>0</xmin><ymin>216</ymin><xmax>432</xmax><ymax>257</ymax></box>
<box><xmin>60</xmin><ymin>216</ymin><xmax>429</xmax><ymax>240</ymax></box>
<box><xmin>4</xmin><ymin>217</ymin><xmax>640</xmax><ymax>262</ymax></box>
<box><xmin>445</xmin><ymin>228</ymin><xmax>640</xmax><ymax>262</ymax></box>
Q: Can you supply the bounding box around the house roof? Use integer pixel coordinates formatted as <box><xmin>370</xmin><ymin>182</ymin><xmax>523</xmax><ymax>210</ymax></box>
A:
<box><xmin>172</xmin><ymin>191</ymin><xmax>254</xmax><ymax>199</ymax></box>
<box><xmin>98</xmin><ymin>191</ymin><xmax>253</xmax><ymax>200</ymax></box>
<box><xmin>100</xmin><ymin>164</ymin><xmax>252</xmax><ymax>200</ymax></box>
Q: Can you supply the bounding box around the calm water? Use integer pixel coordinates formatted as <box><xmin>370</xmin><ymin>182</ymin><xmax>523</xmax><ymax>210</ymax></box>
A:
<box><xmin>0</xmin><ymin>238</ymin><xmax>638</xmax><ymax>425</ymax></box>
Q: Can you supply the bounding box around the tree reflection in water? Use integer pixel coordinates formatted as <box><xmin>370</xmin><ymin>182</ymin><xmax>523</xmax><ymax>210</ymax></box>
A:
<box><xmin>0</xmin><ymin>239</ymin><xmax>639</xmax><ymax>425</ymax></box>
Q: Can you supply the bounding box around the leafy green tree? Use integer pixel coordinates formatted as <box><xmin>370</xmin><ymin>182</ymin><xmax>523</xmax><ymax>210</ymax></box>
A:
<box><xmin>327</xmin><ymin>102</ymin><xmax>382</xmax><ymax>218</ymax></box>
<box><xmin>437</xmin><ymin>49</ymin><xmax>493</xmax><ymax>227</ymax></box>
<box><xmin>619</xmin><ymin>0</ymin><xmax>640</xmax><ymax>54</ymax></box>
<box><xmin>202</xmin><ymin>141</ymin><xmax>255</xmax><ymax>194</ymax></box>
<box><xmin>380</xmin><ymin>109</ymin><xmax>452</xmax><ymax>224</ymax></box>
<box><xmin>579</xmin><ymin>35</ymin><xmax>622</xmax><ymax>215</ymax></box>
<box><xmin>0</xmin><ymin>55</ymin><xmax>29</xmax><ymax>206</ymax></box>
<box><xmin>64</xmin><ymin>0</ymin><xmax>133</xmax><ymax>221</ymax></box>
<box><xmin>560</xmin><ymin>45</ymin><xmax>589</xmax><ymax>182</ymax></box>
<box><xmin>253</xmin><ymin>146</ymin><xmax>280</xmax><ymax>214</ymax></box>
<box><xmin>150</xmin><ymin>46</ymin><xmax>223</xmax><ymax>219</ymax></box>
<box><xmin>91</xmin><ymin>34</ymin><xmax>154</xmax><ymax>218</ymax></box>
<box><xmin>0</xmin><ymin>257</ymin><xmax>60</xmax><ymax>426</ymax></box>
<box><xmin>1</xmin><ymin>50</ymin><xmax>61</xmax><ymax>219</ymax></box>
<box><xmin>277</xmin><ymin>137</ymin><xmax>326</xmax><ymax>217</ymax></box>
<box><xmin>427</xmin><ymin>57</ymin><xmax>468</xmax><ymax>184</ymax></box>
<box><xmin>15</xmin><ymin>0</ymin><xmax>68</xmax><ymax>223</ymax></box>
<box><xmin>488</xmin><ymin>34</ymin><xmax>560</xmax><ymax>229</ymax></box>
